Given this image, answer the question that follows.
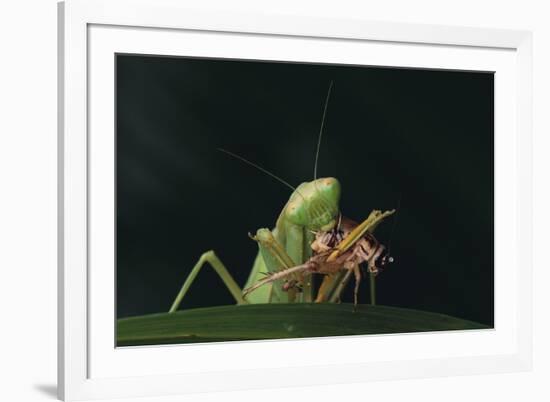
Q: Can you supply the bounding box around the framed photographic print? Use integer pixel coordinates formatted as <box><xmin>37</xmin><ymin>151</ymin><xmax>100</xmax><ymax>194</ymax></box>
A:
<box><xmin>58</xmin><ymin>0</ymin><xmax>533</xmax><ymax>400</ymax></box>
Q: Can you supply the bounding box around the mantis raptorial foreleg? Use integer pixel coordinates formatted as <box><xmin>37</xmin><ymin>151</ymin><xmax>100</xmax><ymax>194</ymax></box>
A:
<box><xmin>249</xmin><ymin>228</ymin><xmax>305</xmax><ymax>303</ymax></box>
<box><xmin>169</xmin><ymin>250</ymin><xmax>246</xmax><ymax>313</ymax></box>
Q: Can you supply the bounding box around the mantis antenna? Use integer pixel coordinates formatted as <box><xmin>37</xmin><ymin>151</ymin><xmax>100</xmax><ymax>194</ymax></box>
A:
<box><xmin>218</xmin><ymin>148</ymin><xmax>304</xmax><ymax>198</ymax></box>
<box><xmin>313</xmin><ymin>80</ymin><xmax>334</xmax><ymax>180</ymax></box>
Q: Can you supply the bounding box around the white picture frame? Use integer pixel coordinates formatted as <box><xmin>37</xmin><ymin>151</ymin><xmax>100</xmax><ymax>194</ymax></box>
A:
<box><xmin>58</xmin><ymin>0</ymin><xmax>533</xmax><ymax>400</ymax></box>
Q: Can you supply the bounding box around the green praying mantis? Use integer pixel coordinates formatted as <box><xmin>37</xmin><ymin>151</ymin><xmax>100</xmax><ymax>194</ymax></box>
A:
<box><xmin>169</xmin><ymin>82</ymin><xmax>396</xmax><ymax>313</ymax></box>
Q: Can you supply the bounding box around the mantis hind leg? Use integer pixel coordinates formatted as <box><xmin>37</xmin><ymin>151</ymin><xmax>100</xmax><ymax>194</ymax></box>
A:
<box><xmin>169</xmin><ymin>250</ymin><xmax>246</xmax><ymax>313</ymax></box>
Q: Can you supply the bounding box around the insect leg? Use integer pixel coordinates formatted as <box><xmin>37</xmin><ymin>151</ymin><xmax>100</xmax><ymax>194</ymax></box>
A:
<box><xmin>249</xmin><ymin>228</ymin><xmax>300</xmax><ymax>303</ymax></box>
<box><xmin>243</xmin><ymin>261</ymin><xmax>316</xmax><ymax>298</ymax></box>
<box><xmin>328</xmin><ymin>270</ymin><xmax>354</xmax><ymax>303</ymax></box>
<box><xmin>315</xmin><ymin>271</ymin><xmax>348</xmax><ymax>303</ymax></box>
<box><xmin>285</xmin><ymin>224</ymin><xmax>314</xmax><ymax>302</ymax></box>
<box><xmin>168</xmin><ymin>250</ymin><xmax>246</xmax><ymax>313</ymax></box>
<box><xmin>353</xmin><ymin>264</ymin><xmax>362</xmax><ymax>311</ymax></box>
<box><xmin>315</xmin><ymin>274</ymin><xmax>337</xmax><ymax>303</ymax></box>
<box><xmin>369</xmin><ymin>271</ymin><xmax>376</xmax><ymax>306</ymax></box>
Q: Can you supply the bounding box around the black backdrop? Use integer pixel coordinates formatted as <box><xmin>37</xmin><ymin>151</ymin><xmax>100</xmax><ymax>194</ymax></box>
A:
<box><xmin>116</xmin><ymin>54</ymin><xmax>494</xmax><ymax>326</ymax></box>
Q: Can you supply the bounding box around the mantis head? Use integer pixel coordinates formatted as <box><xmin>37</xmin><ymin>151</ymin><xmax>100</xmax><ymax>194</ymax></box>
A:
<box><xmin>286</xmin><ymin>177</ymin><xmax>341</xmax><ymax>232</ymax></box>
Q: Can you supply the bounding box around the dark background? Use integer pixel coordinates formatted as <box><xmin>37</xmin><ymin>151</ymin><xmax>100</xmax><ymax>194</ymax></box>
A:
<box><xmin>116</xmin><ymin>54</ymin><xmax>494</xmax><ymax>326</ymax></box>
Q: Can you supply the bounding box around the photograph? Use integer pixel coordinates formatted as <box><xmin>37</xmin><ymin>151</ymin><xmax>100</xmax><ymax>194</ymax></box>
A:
<box><xmin>115</xmin><ymin>54</ymin><xmax>494</xmax><ymax>346</ymax></box>
<box><xmin>2</xmin><ymin>0</ymin><xmax>538</xmax><ymax>400</ymax></box>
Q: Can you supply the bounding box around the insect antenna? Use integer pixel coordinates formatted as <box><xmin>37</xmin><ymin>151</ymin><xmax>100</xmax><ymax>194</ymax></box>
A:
<box><xmin>313</xmin><ymin>80</ymin><xmax>334</xmax><ymax>180</ymax></box>
<box><xmin>311</xmin><ymin>81</ymin><xmax>337</xmax><ymax>219</ymax></box>
<box><xmin>218</xmin><ymin>148</ymin><xmax>306</xmax><ymax>200</ymax></box>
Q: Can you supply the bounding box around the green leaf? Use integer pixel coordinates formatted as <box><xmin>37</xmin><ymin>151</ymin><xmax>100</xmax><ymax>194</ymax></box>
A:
<box><xmin>117</xmin><ymin>303</ymin><xmax>489</xmax><ymax>346</ymax></box>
